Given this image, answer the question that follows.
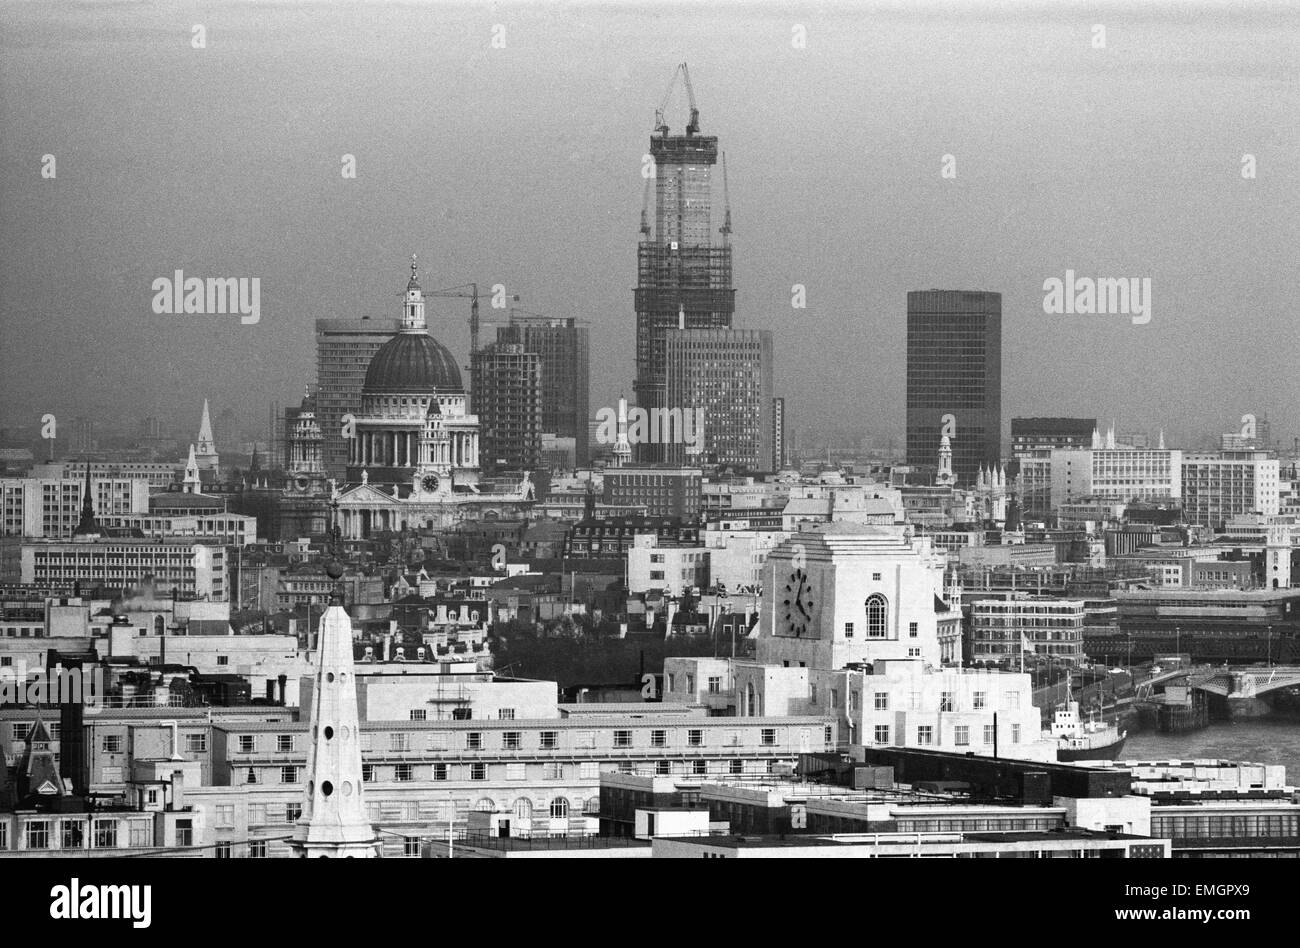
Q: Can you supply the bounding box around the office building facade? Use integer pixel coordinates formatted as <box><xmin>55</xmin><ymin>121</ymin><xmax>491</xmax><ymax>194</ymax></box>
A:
<box><xmin>315</xmin><ymin>317</ymin><xmax>402</xmax><ymax>479</ymax></box>
<box><xmin>906</xmin><ymin>290</ymin><xmax>1002</xmax><ymax>485</ymax></box>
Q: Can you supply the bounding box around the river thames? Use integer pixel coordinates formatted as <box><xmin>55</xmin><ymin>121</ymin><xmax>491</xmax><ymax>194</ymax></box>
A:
<box><xmin>1121</xmin><ymin>717</ymin><xmax>1300</xmax><ymax>778</ymax></box>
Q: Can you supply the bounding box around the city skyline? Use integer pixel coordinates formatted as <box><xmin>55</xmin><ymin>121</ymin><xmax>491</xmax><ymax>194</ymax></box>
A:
<box><xmin>2</xmin><ymin>2</ymin><xmax>1297</xmax><ymax>450</ymax></box>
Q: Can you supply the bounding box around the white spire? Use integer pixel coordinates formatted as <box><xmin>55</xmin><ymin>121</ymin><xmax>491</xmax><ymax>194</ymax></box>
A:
<box><xmin>613</xmin><ymin>395</ymin><xmax>631</xmax><ymax>467</ymax></box>
<box><xmin>194</xmin><ymin>399</ymin><xmax>219</xmax><ymax>471</ymax></box>
<box><xmin>291</xmin><ymin>598</ymin><xmax>379</xmax><ymax>857</ymax></box>
<box><xmin>1158</xmin><ymin>429</ymin><xmax>1165</xmax><ymax>450</ymax></box>
<box><xmin>1107</xmin><ymin>420</ymin><xmax>1116</xmax><ymax>449</ymax></box>
<box><xmin>1091</xmin><ymin>426</ymin><xmax>1102</xmax><ymax>450</ymax></box>
<box><xmin>678</xmin><ymin>303</ymin><xmax>686</xmax><ymax>330</ymax></box>
<box><xmin>183</xmin><ymin>444</ymin><xmax>201</xmax><ymax>493</ymax></box>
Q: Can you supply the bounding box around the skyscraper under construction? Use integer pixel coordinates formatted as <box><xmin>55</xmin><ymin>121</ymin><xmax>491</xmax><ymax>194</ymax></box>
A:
<box><xmin>633</xmin><ymin>64</ymin><xmax>736</xmax><ymax>463</ymax></box>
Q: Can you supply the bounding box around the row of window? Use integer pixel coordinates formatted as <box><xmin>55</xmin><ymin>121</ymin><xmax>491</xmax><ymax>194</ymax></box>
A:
<box><xmin>871</xmin><ymin>723</ymin><xmax>1021</xmax><ymax>746</ymax></box>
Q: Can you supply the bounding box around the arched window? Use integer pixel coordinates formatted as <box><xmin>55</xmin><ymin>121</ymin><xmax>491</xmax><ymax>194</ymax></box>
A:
<box><xmin>513</xmin><ymin>798</ymin><xmax>533</xmax><ymax>821</ymax></box>
<box><xmin>475</xmin><ymin>798</ymin><xmax>495</xmax><ymax>813</ymax></box>
<box><xmin>865</xmin><ymin>595</ymin><xmax>888</xmax><ymax>638</ymax></box>
<box><xmin>154</xmin><ymin>616</ymin><xmax>165</xmax><ymax>635</ymax></box>
<box><xmin>550</xmin><ymin>797</ymin><xmax>570</xmax><ymax>819</ymax></box>
<box><xmin>745</xmin><ymin>683</ymin><xmax>757</xmax><ymax>717</ymax></box>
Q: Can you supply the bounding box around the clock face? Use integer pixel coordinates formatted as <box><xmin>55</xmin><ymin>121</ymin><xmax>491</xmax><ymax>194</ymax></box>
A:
<box><xmin>421</xmin><ymin>474</ymin><xmax>440</xmax><ymax>493</ymax></box>
<box><xmin>782</xmin><ymin>567</ymin><xmax>816</xmax><ymax>637</ymax></box>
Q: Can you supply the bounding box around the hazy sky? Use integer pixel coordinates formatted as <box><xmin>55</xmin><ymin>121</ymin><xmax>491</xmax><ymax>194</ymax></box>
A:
<box><xmin>2</xmin><ymin>0</ymin><xmax>1297</xmax><ymax>451</ymax></box>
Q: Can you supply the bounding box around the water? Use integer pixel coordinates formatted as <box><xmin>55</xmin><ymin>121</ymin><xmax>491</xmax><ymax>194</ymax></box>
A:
<box><xmin>1122</xmin><ymin>718</ymin><xmax>1300</xmax><ymax>780</ymax></box>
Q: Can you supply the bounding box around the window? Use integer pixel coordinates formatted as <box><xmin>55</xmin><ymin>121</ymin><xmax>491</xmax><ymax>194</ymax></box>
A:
<box><xmin>62</xmin><ymin>821</ymin><xmax>84</xmax><ymax>849</ymax></box>
<box><xmin>550</xmin><ymin>797</ymin><xmax>569</xmax><ymax>819</ymax></box>
<box><xmin>539</xmin><ymin>731</ymin><xmax>558</xmax><ymax>749</ymax></box>
<box><xmin>908</xmin><ymin>621</ymin><xmax>918</xmax><ymax>638</ymax></box>
<box><xmin>655</xmin><ymin>760</ymin><xmax>671</xmax><ymax>775</ymax></box>
<box><xmin>215</xmin><ymin>843</ymin><xmax>231</xmax><ymax>859</ymax></box>
<box><xmin>973</xmin><ymin>691</ymin><xmax>987</xmax><ymax>710</ymax></box>
<box><xmin>651</xmin><ymin>729</ymin><xmax>666</xmax><ymax>747</ymax></box>
<box><xmin>390</xmin><ymin>733</ymin><xmax>410</xmax><ymax>752</ymax></box>
<box><xmin>216</xmin><ymin>655</ymin><xmax>229</xmax><ymax>666</ymax></box>
<box><xmin>688</xmin><ymin>729</ymin><xmax>703</xmax><ymax>747</ymax></box>
<box><xmin>940</xmin><ymin>692</ymin><xmax>955</xmax><ymax>712</ymax></box>
<box><xmin>543</xmin><ymin>762</ymin><xmax>565</xmax><ymax>780</ymax></box>
<box><xmin>25</xmin><ymin>821</ymin><xmax>51</xmax><ymax>850</ymax></box>
<box><xmin>249</xmin><ymin>840</ymin><xmax>268</xmax><ymax>859</ymax></box>
<box><xmin>432</xmin><ymin>763</ymin><xmax>448</xmax><ymax>781</ymax></box>
<box><xmin>1002</xmin><ymin>691</ymin><xmax>1021</xmax><ymax>710</ymax></box>
<box><xmin>503</xmin><ymin>731</ymin><xmax>521</xmax><ymax>750</ymax></box>
<box><xmin>983</xmin><ymin>725</ymin><xmax>996</xmax><ymax>745</ymax></box>
<box><xmin>409</xmin><ymin>709</ymin><xmax>426</xmax><ymax>721</ymax></box>
<box><xmin>576</xmin><ymin>730</ymin><xmax>595</xmax><ymax>749</ymax></box>
<box><xmin>184</xmin><ymin>733</ymin><xmax>207</xmax><ymax>754</ymax></box>
<box><xmin>917</xmin><ymin>726</ymin><xmax>934</xmax><ymax>746</ymax></box>
<box><xmin>954</xmin><ymin>726</ymin><xmax>970</xmax><ymax>746</ymax></box>
<box><xmin>872</xmin><ymin>572</ymin><xmax>882</xmax><ymax>581</ymax></box>
<box><xmin>276</xmin><ymin>735</ymin><xmax>294</xmax><ymax>752</ymax></box>
<box><xmin>238</xmin><ymin>735</ymin><xmax>256</xmax><ymax>753</ymax></box>
<box><xmin>426</xmin><ymin>733</ymin><xmax>447</xmax><ymax>751</ymax></box>
<box><xmin>761</xmin><ymin>728</ymin><xmax>776</xmax><ymax>746</ymax></box>
<box><xmin>466</xmin><ymin>732</ymin><xmax>482</xmax><ymax>750</ymax></box>
<box><xmin>579</xmin><ymin>761</ymin><xmax>599</xmax><ymax>779</ymax></box>
<box><xmin>404</xmin><ymin>837</ymin><xmax>420</xmax><ymax>858</ymax></box>
<box><xmin>506</xmin><ymin>763</ymin><xmax>526</xmax><ymax>780</ymax></box>
<box><xmin>873</xmin><ymin>692</ymin><xmax>889</xmax><ymax>711</ymax></box>
<box><xmin>395</xmin><ymin>764</ymin><xmax>413</xmax><ymax>782</ymax></box>
<box><xmin>102</xmin><ymin>735</ymin><xmax>123</xmax><ymax>753</ymax></box>
<box><xmin>214</xmin><ymin>805</ymin><xmax>234</xmax><ymax>827</ymax></box>
<box><xmin>907</xmin><ymin>647</ymin><xmax>921</xmax><ymax>657</ymax></box>
<box><xmin>452</xmin><ymin>708</ymin><xmax>472</xmax><ymax>722</ymax></box>
<box><xmin>470</xmin><ymin>763</ymin><xmax>486</xmax><ymax>781</ymax></box>
<box><xmin>1011</xmin><ymin>724</ymin><xmax>1021</xmax><ymax>743</ymax></box>
<box><xmin>844</xmin><ymin>622</ymin><xmax>854</xmax><ymax>638</ymax></box>
<box><xmin>286</xmin><ymin>803</ymin><xmax>302</xmax><ymax>822</ymax></box>
<box><xmin>729</xmin><ymin>759</ymin><xmax>744</xmax><ymax>775</ymax></box>
<box><xmin>614</xmin><ymin>730</ymin><xmax>632</xmax><ymax>748</ymax></box>
<box><xmin>280</xmin><ymin>766</ymin><xmax>298</xmax><ymax>784</ymax></box>
<box><xmin>498</xmin><ymin>708</ymin><xmax>516</xmax><ymax>720</ymax></box>
<box><xmin>248</xmin><ymin>803</ymin><xmax>267</xmax><ymax>825</ymax></box>
<box><xmin>873</xmin><ymin>725</ymin><xmax>890</xmax><ymax>745</ymax></box>
<box><xmin>692</xmin><ymin>759</ymin><xmax>708</xmax><ymax>775</ymax></box>
<box><xmin>865</xmin><ymin>594</ymin><xmax>888</xmax><ymax>638</ymax></box>
<box><xmin>824</xmin><ymin>725</ymin><xmax>833</xmax><ymax>743</ymax></box>
<box><xmin>707</xmin><ymin>676</ymin><xmax>721</xmax><ymax>694</ymax></box>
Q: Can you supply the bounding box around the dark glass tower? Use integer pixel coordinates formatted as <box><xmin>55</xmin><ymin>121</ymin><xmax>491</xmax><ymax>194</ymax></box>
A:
<box><xmin>905</xmin><ymin>290</ymin><xmax>1002</xmax><ymax>485</ymax></box>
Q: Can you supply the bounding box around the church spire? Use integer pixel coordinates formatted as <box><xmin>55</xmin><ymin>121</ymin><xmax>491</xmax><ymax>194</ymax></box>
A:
<box><xmin>290</xmin><ymin>562</ymin><xmax>379</xmax><ymax>857</ymax></box>
<box><xmin>183</xmin><ymin>444</ymin><xmax>201</xmax><ymax>493</ymax></box>
<box><xmin>195</xmin><ymin>399</ymin><xmax>219</xmax><ymax>472</ymax></box>
<box><xmin>72</xmin><ymin>462</ymin><xmax>102</xmax><ymax>539</ymax></box>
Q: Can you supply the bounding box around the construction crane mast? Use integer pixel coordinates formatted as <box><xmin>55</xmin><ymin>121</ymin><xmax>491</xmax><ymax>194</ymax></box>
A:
<box><xmin>719</xmin><ymin>150</ymin><xmax>732</xmax><ymax>242</ymax></box>
<box><xmin>425</xmin><ymin>283</ymin><xmax>519</xmax><ymax>363</ymax></box>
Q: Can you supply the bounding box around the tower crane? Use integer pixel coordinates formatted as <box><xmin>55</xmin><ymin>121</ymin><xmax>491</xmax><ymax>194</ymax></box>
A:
<box><xmin>653</xmin><ymin>62</ymin><xmax>699</xmax><ymax>135</ymax></box>
<box><xmin>425</xmin><ymin>283</ymin><xmax>519</xmax><ymax>363</ymax></box>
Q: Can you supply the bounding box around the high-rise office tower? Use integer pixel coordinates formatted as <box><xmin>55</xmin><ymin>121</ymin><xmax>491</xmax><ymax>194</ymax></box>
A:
<box><xmin>315</xmin><ymin>317</ymin><xmax>401</xmax><ymax>479</ymax></box>
<box><xmin>906</xmin><ymin>290</ymin><xmax>1002</xmax><ymax>485</ymax></box>
<box><xmin>633</xmin><ymin>67</ymin><xmax>735</xmax><ymax>462</ymax></box>
<box><xmin>772</xmin><ymin>396</ymin><xmax>787</xmax><ymax>471</ymax></box>
<box><xmin>495</xmin><ymin>315</ymin><xmax>590</xmax><ymax>465</ymax></box>
<box><xmin>663</xmin><ymin>327</ymin><xmax>772</xmax><ymax>471</ymax></box>
<box><xmin>470</xmin><ymin>342</ymin><xmax>542</xmax><ymax>474</ymax></box>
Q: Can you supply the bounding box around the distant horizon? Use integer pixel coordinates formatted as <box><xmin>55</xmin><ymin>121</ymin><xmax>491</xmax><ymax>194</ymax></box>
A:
<box><xmin>2</xmin><ymin>1</ymin><xmax>1297</xmax><ymax>450</ymax></box>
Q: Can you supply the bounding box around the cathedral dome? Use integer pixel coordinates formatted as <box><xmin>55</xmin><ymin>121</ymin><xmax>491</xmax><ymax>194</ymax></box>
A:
<box><xmin>363</xmin><ymin>332</ymin><xmax>463</xmax><ymax>395</ymax></box>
